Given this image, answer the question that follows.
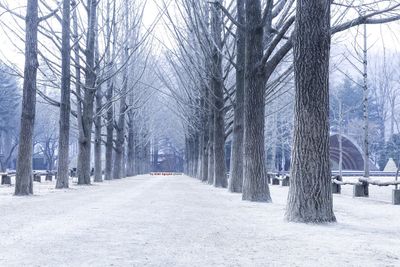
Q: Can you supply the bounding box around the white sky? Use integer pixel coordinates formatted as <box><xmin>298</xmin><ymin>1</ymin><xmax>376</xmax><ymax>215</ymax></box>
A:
<box><xmin>0</xmin><ymin>0</ymin><xmax>399</xmax><ymax>79</ymax></box>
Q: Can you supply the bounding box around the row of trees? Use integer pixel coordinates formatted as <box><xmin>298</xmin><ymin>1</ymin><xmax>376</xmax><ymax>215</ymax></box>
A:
<box><xmin>163</xmin><ymin>0</ymin><xmax>400</xmax><ymax>222</ymax></box>
<box><xmin>2</xmin><ymin>0</ymin><xmax>400</xmax><ymax>224</ymax></box>
<box><xmin>0</xmin><ymin>0</ymin><xmax>160</xmax><ymax>194</ymax></box>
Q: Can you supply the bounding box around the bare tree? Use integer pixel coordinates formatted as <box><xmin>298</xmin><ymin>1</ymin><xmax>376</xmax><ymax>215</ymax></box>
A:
<box><xmin>228</xmin><ymin>0</ymin><xmax>245</xmax><ymax>193</ymax></box>
<box><xmin>14</xmin><ymin>0</ymin><xmax>39</xmax><ymax>195</ymax></box>
<box><xmin>76</xmin><ymin>0</ymin><xmax>97</xmax><ymax>185</ymax></box>
<box><xmin>56</xmin><ymin>0</ymin><xmax>71</xmax><ymax>189</ymax></box>
<box><xmin>285</xmin><ymin>0</ymin><xmax>335</xmax><ymax>223</ymax></box>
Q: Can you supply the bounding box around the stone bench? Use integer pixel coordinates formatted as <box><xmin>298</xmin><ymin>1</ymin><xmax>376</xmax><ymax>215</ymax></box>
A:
<box><xmin>33</xmin><ymin>174</ymin><xmax>41</xmax><ymax>183</ymax></box>
<box><xmin>281</xmin><ymin>176</ymin><xmax>289</xmax><ymax>186</ymax></box>
<box><xmin>1</xmin><ymin>174</ymin><xmax>11</xmax><ymax>185</ymax></box>
<box><xmin>45</xmin><ymin>173</ymin><xmax>53</xmax><ymax>181</ymax></box>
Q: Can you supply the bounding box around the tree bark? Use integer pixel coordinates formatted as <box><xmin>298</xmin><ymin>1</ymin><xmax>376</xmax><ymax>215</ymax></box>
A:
<box><xmin>104</xmin><ymin>0</ymin><xmax>115</xmax><ymax>180</ymax></box>
<box><xmin>210</xmin><ymin>1</ymin><xmax>226</xmax><ymax>188</ymax></box>
<box><xmin>207</xmin><ymin>107</ymin><xmax>215</xmax><ymax>185</ymax></box>
<box><xmin>242</xmin><ymin>0</ymin><xmax>271</xmax><ymax>202</ymax></box>
<box><xmin>77</xmin><ymin>0</ymin><xmax>97</xmax><ymax>185</ymax></box>
<box><xmin>93</xmin><ymin>14</ymin><xmax>102</xmax><ymax>183</ymax></box>
<box><xmin>285</xmin><ymin>0</ymin><xmax>336</xmax><ymax>223</ymax></box>
<box><xmin>94</xmin><ymin>89</ymin><xmax>103</xmax><ymax>182</ymax></box>
<box><xmin>112</xmin><ymin>9</ymin><xmax>129</xmax><ymax>179</ymax></box>
<box><xmin>228</xmin><ymin>0</ymin><xmax>245</xmax><ymax>193</ymax></box>
<box><xmin>126</xmin><ymin>97</ymin><xmax>135</xmax><ymax>176</ymax></box>
<box><xmin>201</xmin><ymin>97</ymin><xmax>209</xmax><ymax>182</ymax></box>
<box><xmin>152</xmin><ymin>136</ymin><xmax>158</xmax><ymax>172</ymax></box>
<box><xmin>56</xmin><ymin>0</ymin><xmax>71</xmax><ymax>189</ymax></box>
<box><xmin>362</xmin><ymin>23</ymin><xmax>369</xmax><ymax>178</ymax></box>
<box><xmin>15</xmin><ymin>0</ymin><xmax>39</xmax><ymax>195</ymax></box>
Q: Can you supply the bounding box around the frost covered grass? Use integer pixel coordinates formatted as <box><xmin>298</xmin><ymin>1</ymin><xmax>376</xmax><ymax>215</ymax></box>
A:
<box><xmin>0</xmin><ymin>174</ymin><xmax>399</xmax><ymax>266</ymax></box>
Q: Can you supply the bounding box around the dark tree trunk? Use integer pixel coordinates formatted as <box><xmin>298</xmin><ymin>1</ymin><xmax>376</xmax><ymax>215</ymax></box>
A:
<box><xmin>56</xmin><ymin>0</ymin><xmax>71</xmax><ymax>189</ymax></box>
<box><xmin>113</xmin><ymin>99</ymin><xmax>126</xmax><ymax>179</ymax></box>
<box><xmin>112</xmin><ymin>74</ymin><xmax>127</xmax><ymax>179</ymax></box>
<box><xmin>285</xmin><ymin>0</ymin><xmax>336</xmax><ymax>223</ymax></box>
<box><xmin>112</xmin><ymin>1</ymin><xmax>129</xmax><ymax>179</ymax></box>
<box><xmin>211</xmin><ymin>1</ymin><xmax>226</xmax><ymax>188</ymax></box>
<box><xmin>242</xmin><ymin>0</ymin><xmax>271</xmax><ymax>202</ymax></box>
<box><xmin>77</xmin><ymin>0</ymin><xmax>97</xmax><ymax>185</ymax></box>
<box><xmin>126</xmin><ymin>101</ymin><xmax>135</xmax><ymax>176</ymax></box>
<box><xmin>201</xmin><ymin>94</ymin><xmax>209</xmax><ymax>182</ymax></box>
<box><xmin>207</xmin><ymin>108</ymin><xmax>215</xmax><ymax>185</ymax></box>
<box><xmin>104</xmin><ymin>0</ymin><xmax>114</xmax><ymax>180</ymax></box>
<box><xmin>72</xmin><ymin>0</ymin><xmax>82</xmax><ymax>176</ymax></box>
<box><xmin>122</xmin><ymin>145</ymin><xmax>127</xmax><ymax>178</ymax></box>
<box><xmin>228</xmin><ymin>0</ymin><xmax>245</xmax><ymax>193</ymax></box>
<box><xmin>15</xmin><ymin>0</ymin><xmax>38</xmax><ymax>195</ymax></box>
<box><xmin>194</xmin><ymin>133</ymin><xmax>199</xmax><ymax>177</ymax></box>
<box><xmin>94</xmin><ymin>89</ymin><xmax>103</xmax><ymax>182</ymax></box>
<box><xmin>144</xmin><ymin>135</ymin><xmax>151</xmax><ymax>173</ymax></box>
<box><xmin>152</xmin><ymin>137</ymin><xmax>158</xmax><ymax>171</ymax></box>
<box><xmin>104</xmin><ymin>79</ymin><xmax>114</xmax><ymax>180</ymax></box>
<box><xmin>93</xmin><ymin>15</ymin><xmax>102</xmax><ymax>183</ymax></box>
<box><xmin>197</xmin><ymin>98</ymin><xmax>207</xmax><ymax>180</ymax></box>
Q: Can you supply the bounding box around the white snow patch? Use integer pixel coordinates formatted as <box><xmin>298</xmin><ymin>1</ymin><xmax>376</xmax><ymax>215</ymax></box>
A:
<box><xmin>0</xmin><ymin>175</ymin><xmax>399</xmax><ymax>266</ymax></box>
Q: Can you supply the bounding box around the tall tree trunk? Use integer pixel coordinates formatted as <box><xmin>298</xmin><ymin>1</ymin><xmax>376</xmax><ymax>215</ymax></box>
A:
<box><xmin>228</xmin><ymin>0</ymin><xmax>245</xmax><ymax>193</ymax></box>
<box><xmin>112</xmin><ymin>92</ymin><xmax>127</xmax><ymax>179</ymax></box>
<box><xmin>194</xmin><ymin>133</ymin><xmax>200</xmax><ymax>177</ymax></box>
<box><xmin>338</xmin><ymin>101</ymin><xmax>343</xmax><ymax>178</ymax></box>
<box><xmin>77</xmin><ymin>0</ymin><xmax>97</xmax><ymax>185</ymax></box>
<box><xmin>211</xmin><ymin>1</ymin><xmax>226</xmax><ymax>188</ymax></box>
<box><xmin>144</xmin><ymin>135</ymin><xmax>151</xmax><ymax>173</ymax></box>
<box><xmin>112</xmin><ymin>7</ymin><xmax>129</xmax><ymax>179</ymax></box>
<box><xmin>242</xmin><ymin>0</ymin><xmax>271</xmax><ymax>202</ymax></box>
<box><xmin>362</xmin><ymin>23</ymin><xmax>369</xmax><ymax>178</ymax></box>
<box><xmin>93</xmin><ymin>15</ymin><xmax>102</xmax><ymax>183</ymax></box>
<box><xmin>104</xmin><ymin>82</ymin><xmax>114</xmax><ymax>180</ymax></box>
<box><xmin>104</xmin><ymin>0</ymin><xmax>115</xmax><ymax>180</ymax></box>
<box><xmin>152</xmin><ymin>136</ymin><xmax>158</xmax><ymax>172</ymax></box>
<box><xmin>122</xmin><ymin>145</ymin><xmax>127</xmax><ymax>178</ymax></box>
<box><xmin>207</xmin><ymin>108</ymin><xmax>215</xmax><ymax>184</ymax></box>
<box><xmin>285</xmin><ymin>0</ymin><xmax>336</xmax><ymax>223</ymax></box>
<box><xmin>201</xmin><ymin>97</ymin><xmax>209</xmax><ymax>182</ymax></box>
<box><xmin>390</xmin><ymin>96</ymin><xmax>395</xmax><ymax>137</ymax></box>
<box><xmin>94</xmin><ymin>89</ymin><xmax>103</xmax><ymax>182</ymax></box>
<box><xmin>72</xmin><ymin>0</ymin><xmax>82</xmax><ymax>175</ymax></box>
<box><xmin>56</xmin><ymin>0</ymin><xmax>71</xmax><ymax>189</ymax></box>
<box><xmin>126</xmin><ymin>99</ymin><xmax>135</xmax><ymax>176</ymax></box>
<box><xmin>15</xmin><ymin>0</ymin><xmax>39</xmax><ymax>195</ymax></box>
<box><xmin>197</xmin><ymin>102</ymin><xmax>205</xmax><ymax>179</ymax></box>
<box><xmin>135</xmin><ymin>133</ymin><xmax>141</xmax><ymax>175</ymax></box>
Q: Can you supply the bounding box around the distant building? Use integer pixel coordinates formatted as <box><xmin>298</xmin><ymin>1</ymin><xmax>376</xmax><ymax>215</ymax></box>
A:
<box><xmin>329</xmin><ymin>133</ymin><xmax>378</xmax><ymax>171</ymax></box>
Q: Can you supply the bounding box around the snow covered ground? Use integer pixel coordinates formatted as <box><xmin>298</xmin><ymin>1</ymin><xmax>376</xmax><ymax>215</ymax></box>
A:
<box><xmin>1</xmin><ymin>174</ymin><xmax>399</xmax><ymax>266</ymax></box>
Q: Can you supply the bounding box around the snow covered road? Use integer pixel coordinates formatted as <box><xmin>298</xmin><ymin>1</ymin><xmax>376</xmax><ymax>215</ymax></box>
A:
<box><xmin>1</xmin><ymin>174</ymin><xmax>400</xmax><ymax>266</ymax></box>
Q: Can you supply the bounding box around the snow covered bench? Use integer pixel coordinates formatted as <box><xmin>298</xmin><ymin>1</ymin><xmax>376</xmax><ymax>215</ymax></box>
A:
<box><xmin>331</xmin><ymin>175</ymin><xmax>400</xmax><ymax>205</ymax></box>
<box><xmin>1</xmin><ymin>173</ymin><xmax>11</xmax><ymax>185</ymax></box>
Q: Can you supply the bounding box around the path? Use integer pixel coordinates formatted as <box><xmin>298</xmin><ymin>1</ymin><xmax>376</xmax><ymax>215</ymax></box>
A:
<box><xmin>1</xmin><ymin>175</ymin><xmax>399</xmax><ymax>266</ymax></box>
